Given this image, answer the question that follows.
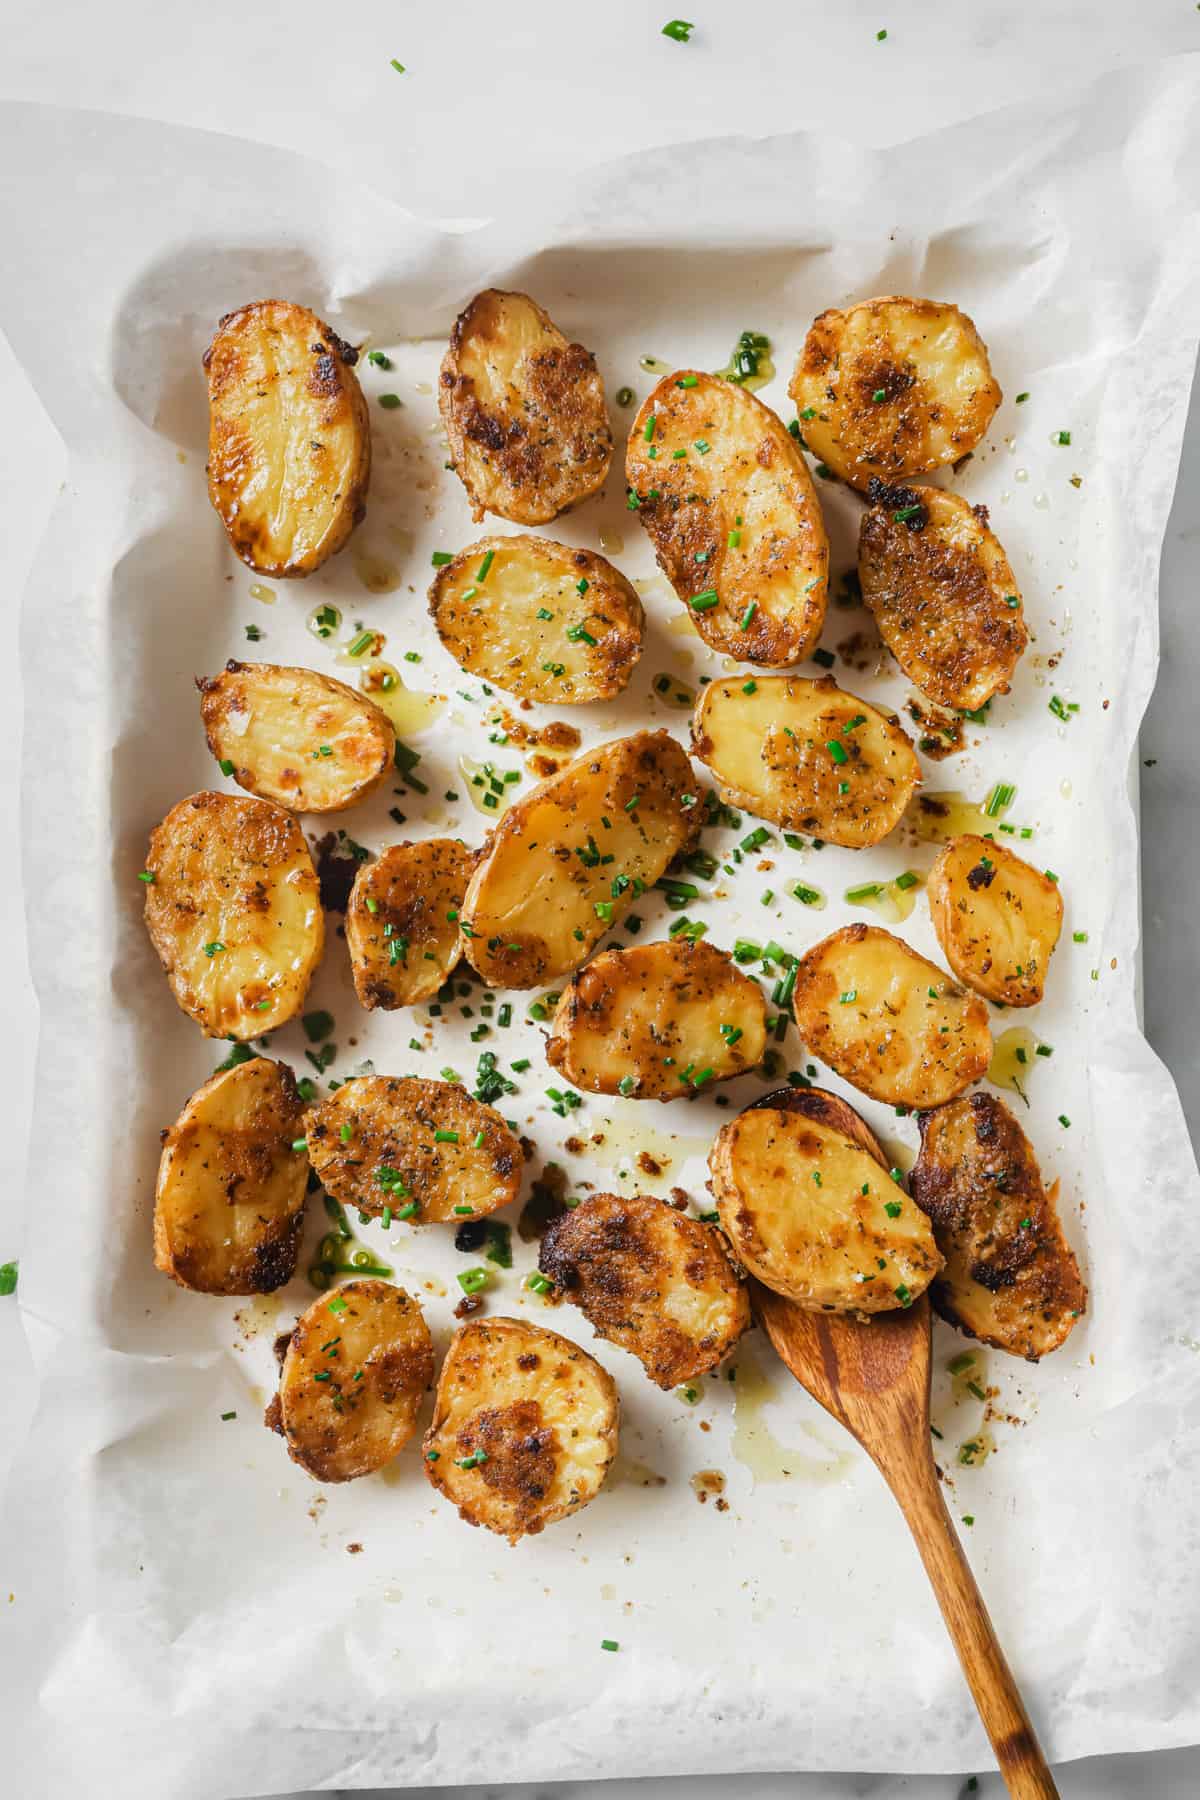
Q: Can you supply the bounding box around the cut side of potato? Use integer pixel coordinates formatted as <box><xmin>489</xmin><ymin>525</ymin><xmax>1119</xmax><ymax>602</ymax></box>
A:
<box><xmin>271</xmin><ymin>1280</ymin><xmax>435</xmax><ymax>1481</ymax></box>
<box><xmin>346</xmin><ymin>839</ymin><xmax>474</xmax><ymax>1010</ymax></box>
<box><xmin>204</xmin><ymin>299</ymin><xmax>370</xmax><ymax>576</ymax></box>
<box><xmin>791</xmin><ymin>923</ymin><xmax>991</xmax><ymax>1108</ymax></box>
<box><xmin>625</xmin><ymin>370</ymin><xmax>828</xmax><ymax>664</ymax></box>
<box><xmin>539</xmin><ymin>1191</ymin><xmax>750</xmax><ymax>1386</ymax></box>
<box><xmin>198</xmin><ymin>660</ymin><xmax>394</xmax><ymax>813</ymax></box>
<box><xmin>143</xmin><ymin>791</ymin><xmax>324</xmax><ymax>1039</ymax></box>
<box><xmin>461</xmin><ymin>730</ymin><xmax>698</xmax><ymax>988</ymax></box>
<box><xmin>788</xmin><ymin>297</ymin><xmax>1002</xmax><ymax>492</ymax></box>
<box><xmin>928</xmin><ymin>834</ymin><xmax>1063</xmax><ymax>1007</ymax></box>
<box><xmin>858</xmin><ymin>486</ymin><xmax>1027</xmax><ymax>710</ymax></box>
<box><xmin>304</xmin><ymin>1076</ymin><xmax>523</xmax><ymax>1224</ymax></box>
<box><xmin>439</xmin><ymin>289</ymin><xmax>612</xmax><ymax>525</ymax></box>
<box><xmin>546</xmin><ymin>938</ymin><xmax>767</xmax><ymax>1099</ymax></box>
<box><xmin>692</xmin><ymin>674</ymin><xmax>920</xmax><ymax>849</ymax></box>
<box><xmin>423</xmin><ymin>1316</ymin><xmax>619</xmax><ymax>1542</ymax></box>
<box><xmin>429</xmin><ymin>534</ymin><xmax>643</xmax><ymax>704</ymax></box>
<box><xmin>911</xmin><ymin>1094</ymin><xmax>1086</xmax><ymax>1360</ymax></box>
<box><xmin>154</xmin><ymin>1056</ymin><xmax>307</xmax><ymax>1295</ymax></box>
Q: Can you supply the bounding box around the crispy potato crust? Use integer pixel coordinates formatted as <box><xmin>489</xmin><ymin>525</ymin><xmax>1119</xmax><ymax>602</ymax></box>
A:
<box><xmin>626</xmin><ymin>371</ymin><xmax>828</xmax><ymax>663</ymax></box>
<box><xmin>911</xmin><ymin>1094</ymin><xmax>1086</xmax><ymax>1359</ymax></box>
<box><xmin>346</xmin><ymin>839</ymin><xmax>474</xmax><ymax>1010</ymax></box>
<box><xmin>143</xmin><ymin>791</ymin><xmax>324</xmax><ymax>1039</ymax></box>
<box><xmin>423</xmin><ymin>1316</ymin><xmax>619</xmax><ymax>1542</ymax></box>
<box><xmin>692</xmin><ymin>674</ymin><xmax>920</xmax><ymax>848</ymax></box>
<box><xmin>198</xmin><ymin>661</ymin><xmax>394</xmax><ymax>813</ymax></box>
<box><xmin>928</xmin><ymin>834</ymin><xmax>1064</xmax><ymax>1006</ymax></box>
<box><xmin>154</xmin><ymin>1056</ymin><xmax>307</xmax><ymax>1294</ymax></box>
<box><xmin>204</xmin><ymin>299</ymin><xmax>370</xmax><ymax>576</ymax></box>
<box><xmin>439</xmin><ymin>289</ymin><xmax>612</xmax><ymax>524</ymax></box>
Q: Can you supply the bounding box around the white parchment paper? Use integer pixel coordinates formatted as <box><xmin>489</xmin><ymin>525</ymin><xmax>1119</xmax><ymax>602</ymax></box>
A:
<box><xmin>1</xmin><ymin>59</ymin><xmax>1199</xmax><ymax>1798</ymax></box>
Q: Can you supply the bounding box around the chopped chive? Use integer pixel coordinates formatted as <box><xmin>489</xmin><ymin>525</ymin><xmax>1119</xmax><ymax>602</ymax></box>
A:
<box><xmin>377</xmin><ymin>393</ymin><xmax>402</xmax><ymax>409</ymax></box>
<box><xmin>690</xmin><ymin>589</ymin><xmax>719</xmax><ymax>611</ymax></box>
<box><xmin>676</xmin><ymin>374</ymin><xmax>698</xmax><ymax>387</ymax></box>
<box><xmin>738</xmin><ymin>601</ymin><xmax>757</xmax><ymax>630</ymax></box>
<box><xmin>1054</xmin><ymin>430</ymin><xmax>1071</xmax><ymax>446</ymax></box>
<box><xmin>894</xmin><ymin>871</ymin><xmax>918</xmax><ymax>891</ymax></box>
<box><xmin>661</xmin><ymin>19</ymin><xmax>694</xmax><ymax>42</ymax></box>
<box><xmin>826</xmin><ymin>739</ymin><xmax>848</xmax><ymax>765</ymax></box>
<box><xmin>434</xmin><ymin>1129</ymin><xmax>460</xmax><ymax>1144</ymax></box>
<box><xmin>137</xmin><ymin>869</ymin><xmax>156</xmax><ymax>883</ymax></box>
<box><xmin>476</xmin><ymin>549</ymin><xmax>495</xmax><ymax>582</ymax></box>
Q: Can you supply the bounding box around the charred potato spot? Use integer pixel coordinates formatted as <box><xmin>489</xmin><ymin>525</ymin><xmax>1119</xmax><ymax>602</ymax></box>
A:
<box><xmin>928</xmin><ymin>835</ymin><xmax>1063</xmax><ymax>1007</ymax></box>
<box><xmin>626</xmin><ymin>371</ymin><xmax>828</xmax><ymax>664</ymax></box>
<box><xmin>788</xmin><ymin>297</ymin><xmax>1001</xmax><ymax>492</ymax></box>
<box><xmin>154</xmin><ymin>1057</ymin><xmax>307</xmax><ymax>1295</ymax></box>
<box><xmin>692</xmin><ymin>674</ymin><xmax>919</xmax><ymax>849</ymax></box>
<box><xmin>911</xmin><ymin>1094</ymin><xmax>1086</xmax><ymax>1359</ymax></box>
<box><xmin>429</xmin><ymin>534</ymin><xmax>643</xmax><ymax>704</ymax></box>
<box><xmin>198</xmin><ymin>661</ymin><xmax>394</xmax><ymax>813</ymax></box>
<box><xmin>546</xmin><ymin>938</ymin><xmax>767</xmax><ymax>1099</ymax></box>
<box><xmin>439</xmin><ymin>290</ymin><xmax>612</xmax><ymax>525</ymax></box>
<box><xmin>205</xmin><ymin>299</ymin><xmax>370</xmax><ymax>577</ymax></box>
<box><xmin>304</xmin><ymin>1076</ymin><xmax>522</xmax><ymax>1224</ymax></box>
<box><xmin>539</xmin><ymin>1191</ymin><xmax>749</xmax><ymax>1387</ymax></box>
<box><xmin>346</xmin><ymin>839</ymin><xmax>473</xmax><ymax>1010</ymax></box>
<box><xmin>423</xmin><ymin>1316</ymin><xmax>618</xmax><ymax>1542</ymax></box>
<box><xmin>791</xmin><ymin>923</ymin><xmax>991</xmax><ymax>1109</ymax></box>
<box><xmin>143</xmin><ymin>791</ymin><xmax>324</xmax><ymax>1039</ymax></box>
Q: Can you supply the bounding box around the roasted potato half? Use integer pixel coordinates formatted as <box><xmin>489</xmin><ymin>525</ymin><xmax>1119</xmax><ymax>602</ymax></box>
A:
<box><xmin>539</xmin><ymin>1191</ymin><xmax>750</xmax><ymax>1386</ymax></box>
<box><xmin>911</xmin><ymin>1094</ymin><xmax>1086</xmax><ymax>1359</ymax></box>
<box><xmin>143</xmin><ymin>791</ymin><xmax>324</xmax><ymax>1039</ymax></box>
<box><xmin>927</xmin><ymin>835</ymin><xmax>1063</xmax><ymax>1007</ymax></box>
<box><xmin>626</xmin><ymin>371</ymin><xmax>828</xmax><ymax>664</ymax></box>
<box><xmin>198</xmin><ymin>661</ymin><xmax>394</xmax><ymax>813</ymax></box>
<box><xmin>423</xmin><ymin>1316</ymin><xmax>619</xmax><ymax>1543</ymax></box>
<box><xmin>788</xmin><ymin>296</ymin><xmax>1002</xmax><ymax>491</ymax></box>
<box><xmin>346</xmin><ymin>839</ymin><xmax>474</xmax><ymax>1010</ymax></box>
<box><xmin>270</xmin><ymin>1280</ymin><xmax>435</xmax><ymax>1481</ymax></box>
<box><xmin>429</xmin><ymin>534</ymin><xmax>643</xmax><ymax>704</ymax></box>
<box><xmin>154</xmin><ymin>1056</ymin><xmax>307</xmax><ymax>1294</ymax></box>
<box><xmin>546</xmin><ymin>938</ymin><xmax>767</xmax><ymax>1099</ymax></box>
<box><xmin>439</xmin><ymin>289</ymin><xmax>612</xmax><ymax>525</ymax></box>
<box><xmin>204</xmin><ymin>299</ymin><xmax>370</xmax><ymax>576</ymax></box>
<box><xmin>304</xmin><ymin>1076</ymin><xmax>522</xmax><ymax>1224</ymax></box>
<box><xmin>692</xmin><ymin>674</ymin><xmax>920</xmax><ymax>849</ymax></box>
<box><xmin>791</xmin><ymin>923</ymin><xmax>991</xmax><ymax>1108</ymax></box>
<box><xmin>461</xmin><ymin>730</ymin><xmax>698</xmax><ymax>988</ymax></box>
<box><xmin>858</xmin><ymin>486</ymin><xmax>1027</xmax><ymax>710</ymax></box>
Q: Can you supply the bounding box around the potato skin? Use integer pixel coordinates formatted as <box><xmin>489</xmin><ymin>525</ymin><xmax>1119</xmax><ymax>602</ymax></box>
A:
<box><xmin>791</xmin><ymin>923</ymin><xmax>991</xmax><ymax>1108</ymax></box>
<box><xmin>546</xmin><ymin>938</ymin><xmax>767</xmax><ymax>1099</ymax></box>
<box><xmin>788</xmin><ymin>297</ymin><xmax>1001</xmax><ymax>492</ymax></box>
<box><xmin>911</xmin><ymin>1094</ymin><xmax>1086</xmax><ymax>1360</ymax></box>
<box><xmin>439</xmin><ymin>289</ymin><xmax>612</xmax><ymax>525</ymax></box>
<box><xmin>204</xmin><ymin>299</ymin><xmax>370</xmax><ymax>576</ymax></box>
<box><xmin>858</xmin><ymin>487</ymin><xmax>1027</xmax><ymax>710</ymax></box>
<box><xmin>928</xmin><ymin>835</ymin><xmax>1064</xmax><ymax>1006</ymax></box>
<box><xmin>539</xmin><ymin>1191</ymin><xmax>749</xmax><ymax>1386</ymax></box>
<box><xmin>198</xmin><ymin>661</ymin><xmax>394</xmax><ymax>814</ymax></box>
<box><xmin>626</xmin><ymin>371</ymin><xmax>828</xmax><ymax>664</ymax></box>
<box><xmin>346</xmin><ymin>839</ymin><xmax>474</xmax><ymax>1010</ymax></box>
<box><xmin>143</xmin><ymin>791</ymin><xmax>324</xmax><ymax>1039</ymax></box>
<box><xmin>692</xmin><ymin>674</ymin><xmax>920</xmax><ymax>849</ymax></box>
<box><xmin>423</xmin><ymin>1316</ymin><xmax>619</xmax><ymax>1543</ymax></box>
<box><xmin>154</xmin><ymin>1056</ymin><xmax>307</xmax><ymax>1295</ymax></box>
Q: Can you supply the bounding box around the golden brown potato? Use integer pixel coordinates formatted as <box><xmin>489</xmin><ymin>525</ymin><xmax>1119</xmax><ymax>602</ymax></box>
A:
<box><xmin>788</xmin><ymin>296</ymin><xmax>1001</xmax><ymax>492</ymax></box>
<box><xmin>423</xmin><ymin>1316</ymin><xmax>619</xmax><ymax>1542</ymax></box>
<box><xmin>198</xmin><ymin>661</ymin><xmax>394</xmax><ymax>813</ymax></box>
<box><xmin>143</xmin><ymin>791</ymin><xmax>324</xmax><ymax>1039</ymax></box>
<box><xmin>204</xmin><ymin>299</ymin><xmax>370</xmax><ymax>576</ymax></box>
<box><xmin>346</xmin><ymin>839</ymin><xmax>473</xmax><ymax>1010</ymax></box>
<box><xmin>927</xmin><ymin>835</ymin><xmax>1063</xmax><ymax>1007</ymax></box>
<box><xmin>692</xmin><ymin>674</ymin><xmax>920</xmax><ymax>849</ymax></box>
<box><xmin>625</xmin><ymin>370</ymin><xmax>828</xmax><ymax>663</ymax></box>
<box><xmin>858</xmin><ymin>486</ymin><xmax>1027</xmax><ymax>710</ymax></box>
<box><xmin>304</xmin><ymin>1076</ymin><xmax>522</xmax><ymax>1224</ymax></box>
<box><xmin>154</xmin><ymin>1056</ymin><xmax>307</xmax><ymax>1295</ymax></box>
<box><xmin>546</xmin><ymin>938</ymin><xmax>766</xmax><ymax>1099</ymax></box>
<box><xmin>439</xmin><ymin>289</ymin><xmax>612</xmax><ymax>524</ymax></box>
<box><xmin>460</xmin><ymin>730</ymin><xmax>698</xmax><ymax>988</ymax></box>
<box><xmin>429</xmin><ymin>534</ymin><xmax>643</xmax><ymax>704</ymax></box>
<box><xmin>791</xmin><ymin>923</ymin><xmax>991</xmax><ymax>1108</ymax></box>
<box><xmin>269</xmin><ymin>1280</ymin><xmax>435</xmax><ymax>1481</ymax></box>
<box><xmin>911</xmin><ymin>1094</ymin><xmax>1086</xmax><ymax>1360</ymax></box>
<box><xmin>539</xmin><ymin>1191</ymin><xmax>750</xmax><ymax>1385</ymax></box>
